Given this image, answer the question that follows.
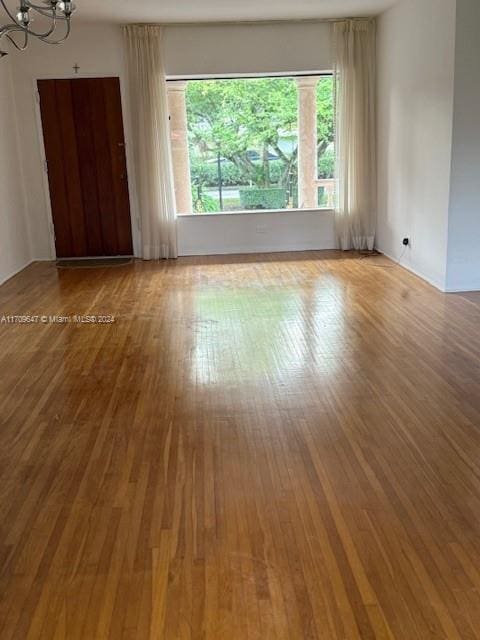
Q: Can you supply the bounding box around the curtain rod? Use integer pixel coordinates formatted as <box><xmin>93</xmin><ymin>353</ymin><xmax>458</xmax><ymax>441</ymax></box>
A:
<box><xmin>123</xmin><ymin>16</ymin><xmax>375</xmax><ymax>29</ymax></box>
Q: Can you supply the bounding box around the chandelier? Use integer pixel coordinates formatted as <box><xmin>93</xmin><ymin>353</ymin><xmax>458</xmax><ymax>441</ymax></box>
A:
<box><xmin>0</xmin><ymin>1</ymin><xmax>75</xmax><ymax>58</ymax></box>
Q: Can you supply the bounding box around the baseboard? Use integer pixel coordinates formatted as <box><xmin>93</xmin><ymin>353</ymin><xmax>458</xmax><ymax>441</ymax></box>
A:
<box><xmin>179</xmin><ymin>242</ymin><xmax>335</xmax><ymax>257</ymax></box>
<box><xmin>444</xmin><ymin>282</ymin><xmax>480</xmax><ymax>293</ymax></box>
<box><xmin>377</xmin><ymin>248</ymin><xmax>445</xmax><ymax>292</ymax></box>
<box><xmin>0</xmin><ymin>259</ymin><xmax>34</xmax><ymax>287</ymax></box>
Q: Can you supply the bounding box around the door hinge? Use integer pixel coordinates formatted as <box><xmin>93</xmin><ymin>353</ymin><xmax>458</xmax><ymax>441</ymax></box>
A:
<box><xmin>43</xmin><ymin>159</ymin><xmax>48</xmax><ymax>174</ymax></box>
<box><xmin>35</xmin><ymin>90</ymin><xmax>40</xmax><ymax>105</ymax></box>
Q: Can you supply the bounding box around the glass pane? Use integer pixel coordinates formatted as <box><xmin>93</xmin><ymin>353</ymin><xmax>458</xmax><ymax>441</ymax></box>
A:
<box><xmin>317</xmin><ymin>76</ymin><xmax>335</xmax><ymax>207</ymax></box>
<box><xmin>185</xmin><ymin>78</ymin><xmax>298</xmax><ymax>213</ymax></box>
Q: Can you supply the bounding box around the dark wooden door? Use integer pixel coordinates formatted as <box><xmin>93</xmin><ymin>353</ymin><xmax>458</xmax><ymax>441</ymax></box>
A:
<box><xmin>38</xmin><ymin>77</ymin><xmax>133</xmax><ymax>258</ymax></box>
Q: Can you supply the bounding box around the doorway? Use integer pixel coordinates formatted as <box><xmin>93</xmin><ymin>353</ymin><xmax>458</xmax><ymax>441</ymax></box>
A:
<box><xmin>38</xmin><ymin>77</ymin><xmax>133</xmax><ymax>258</ymax></box>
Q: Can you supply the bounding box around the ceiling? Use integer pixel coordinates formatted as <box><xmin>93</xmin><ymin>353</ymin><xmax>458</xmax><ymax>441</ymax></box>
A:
<box><xmin>76</xmin><ymin>0</ymin><xmax>398</xmax><ymax>24</ymax></box>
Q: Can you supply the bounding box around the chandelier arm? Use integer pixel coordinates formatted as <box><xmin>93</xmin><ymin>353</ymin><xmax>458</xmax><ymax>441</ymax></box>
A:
<box><xmin>2</xmin><ymin>21</ymin><xmax>57</xmax><ymax>40</ymax></box>
<box><xmin>26</xmin><ymin>1</ymin><xmax>55</xmax><ymax>8</ymax></box>
<box><xmin>23</xmin><ymin>15</ymin><xmax>58</xmax><ymax>38</ymax></box>
<box><xmin>0</xmin><ymin>0</ymin><xmax>21</xmax><ymax>25</ymax></box>
<box><xmin>1</xmin><ymin>13</ymin><xmax>61</xmax><ymax>39</ymax></box>
<box><xmin>0</xmin><ymin>23</ymin><xmax>17</xmax><ymax>36</ymax></box>
<box><xmin>30</xmin><ymin>7</ymin><xmax>57</xmax><ymax>19</ymax></box>
<box><xmin>26</xmin><ymin>4</ymin><xmax>68</xmax><ymax>21</ymax></box>
<box><xmin>40</xmin><ymin>17</ymin><xmax>70</xmax><ymax>44</ymax></box>
<box><xmin>5</xmin><ymin>30</ymin><xmax>28</xmax><ymax>51</ymax></box>
<box><xmin>28</xmin><ymin>3</ymin><xmax>66</xmax><ymax>15</ymax></box>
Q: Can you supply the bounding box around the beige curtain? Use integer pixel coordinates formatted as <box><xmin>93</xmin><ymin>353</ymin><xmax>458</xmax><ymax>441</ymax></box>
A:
<box><xmin>334</xmin><ymin>19</ymin><xmax>376</xmax><ymax>251</ymax></box>
<box><xmin>123</xmin><ymin>25</ymin><xmax>177</xmax><ymax>259</ymax></box>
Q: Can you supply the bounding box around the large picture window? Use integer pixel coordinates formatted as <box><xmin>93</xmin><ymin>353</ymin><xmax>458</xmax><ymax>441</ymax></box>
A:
<box><xmin>168</xmin><ymin>75</ymin><xmax>334</xmax><ymax>214</ymax></box>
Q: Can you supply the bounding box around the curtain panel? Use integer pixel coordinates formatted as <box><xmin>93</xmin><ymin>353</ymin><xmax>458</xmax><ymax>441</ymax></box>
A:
<box><xmin>123</xmin><ymin>25</ymin><xmax>178</xmax><ymax>259</ymax></box>
<box><xmin>333</xmin><ymin>19</ymin><xmax>377</xmax><ymax>251</ymax></box>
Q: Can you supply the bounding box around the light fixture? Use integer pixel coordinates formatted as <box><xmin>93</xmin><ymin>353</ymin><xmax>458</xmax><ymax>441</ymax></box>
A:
<box><xmin>0</xmin><ymin>0</ymin><xmax>76</xmax><ymax>58</ymax></box>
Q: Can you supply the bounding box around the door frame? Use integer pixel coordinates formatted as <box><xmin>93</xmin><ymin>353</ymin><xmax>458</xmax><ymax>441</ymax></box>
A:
<box><xmin>33</xmin><ymin>72</ymin><xmax>141</xmax><ymax>260</ymax></box>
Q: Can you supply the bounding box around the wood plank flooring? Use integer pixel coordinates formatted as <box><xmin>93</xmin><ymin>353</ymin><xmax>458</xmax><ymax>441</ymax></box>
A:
<box><xmin>1</xmin><ymin>251</ymin><xmax>480</xmax><ymax>639</ymax></box>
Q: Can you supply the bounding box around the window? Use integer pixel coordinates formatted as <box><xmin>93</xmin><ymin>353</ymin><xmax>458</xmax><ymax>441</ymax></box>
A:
<box><xmin>317</xmin><ymin>77</ymin><xmax>335</xmax><ymax>209</ymax></box>
<box><xmin>168</xmin><ymin>75</ymin><xmax>335</xmax><ymax>214</ymax></box>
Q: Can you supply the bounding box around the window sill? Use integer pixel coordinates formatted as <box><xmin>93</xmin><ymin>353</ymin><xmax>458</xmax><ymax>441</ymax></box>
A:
<box><xmin>177</xmin><ymin>208</ymin><xmax>334</xmax><ymax>218</ymax></box>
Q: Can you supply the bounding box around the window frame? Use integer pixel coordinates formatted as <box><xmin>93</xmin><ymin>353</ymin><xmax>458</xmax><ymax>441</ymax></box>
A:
<box><xmin>167</xmin><ymin>71</ymin><xmax>335</xmax><ymax>217</ymax></box>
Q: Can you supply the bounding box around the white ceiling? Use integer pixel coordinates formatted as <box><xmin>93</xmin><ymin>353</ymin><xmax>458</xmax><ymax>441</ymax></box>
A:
<box><xmin>76</xmin><ymin>0</ymin><xmax>398</xmax><ymax>24</ymax></box>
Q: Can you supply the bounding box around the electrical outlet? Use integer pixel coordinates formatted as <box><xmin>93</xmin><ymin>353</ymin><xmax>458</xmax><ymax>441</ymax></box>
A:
<box><xmin>256</xmin><ymin>224</ymin><xmax>267</xmax><ymax>234</ymax></box>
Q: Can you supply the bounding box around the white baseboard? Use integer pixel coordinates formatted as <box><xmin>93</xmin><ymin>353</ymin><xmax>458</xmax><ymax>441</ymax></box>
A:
<box><xmin>179</xmin><ymin>242</ymin><xmax>333</xmax><ymax>256</ymax></box>
<box><xmin>377</xmin><ymin>248</ymin><xmax>445</xmax><ymax>292</ymax></box>
<box><xmin>0</xmin><ymin>259</ymin><xmax>34</xmax><ymax>287</ymax></box>
<box><xmin>444</xmin><ymin>282</ymin><xmax>480</xmax><ymax>293</ymax></box>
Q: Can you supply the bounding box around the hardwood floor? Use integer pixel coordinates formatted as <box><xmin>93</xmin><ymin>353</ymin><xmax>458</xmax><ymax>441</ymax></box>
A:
<box><xmin>1</xmin><ymin>251</ymin><xmax>480</xmax><ymax>639</ymax></box>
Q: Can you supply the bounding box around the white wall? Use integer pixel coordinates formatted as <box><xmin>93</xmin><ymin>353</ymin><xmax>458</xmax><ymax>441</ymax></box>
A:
<box><xmin>445</xmin><ymin>0</ymin><xmax>480</xmax><ymax>292</ymax></box>
<box><xmin>9</xmin><ymin>21</ymin><xmax>335</xmax><ymax>262</ymax></box>
<box><xmin>0</xmin><ymin>58</ymin><xmax>31</xmax><ymax>285</ymax></box>
<box><xmin>164</xmin><ymin>22</ymin><xmax>332</xmax><ymax>77</ymax></box>
<box><xmin>376</xmin><ymin>0</ymin><xmax>456</xmax><ymax>290</ymax></box>
<box><xmin>178</xmin><ymin>210</ymin><xmax>335</xmax><ymax>255</ymax></box>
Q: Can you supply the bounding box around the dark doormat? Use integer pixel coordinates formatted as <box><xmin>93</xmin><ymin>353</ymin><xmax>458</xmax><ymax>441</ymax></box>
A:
<box><xmin>56</xmin><ymin>257</ymin><xmax>133</xmax><ymax>269</ymax></box>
